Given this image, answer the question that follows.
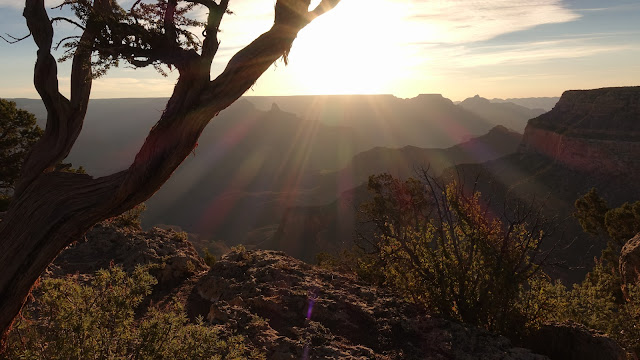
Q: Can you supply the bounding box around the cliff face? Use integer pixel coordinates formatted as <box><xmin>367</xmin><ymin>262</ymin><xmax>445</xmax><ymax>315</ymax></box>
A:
<box><xmin>520</xmin><ymin>87</ymin><xmax>640</xmax><ymax>174</ymax></box>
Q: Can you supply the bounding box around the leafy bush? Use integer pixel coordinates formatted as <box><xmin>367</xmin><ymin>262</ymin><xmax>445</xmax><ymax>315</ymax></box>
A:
<box><xmin>356</xmin><ymin>172</ymin><xmax>556</xmax><ymax>335</ymax></box>
<box><xmin>109</xmin><ymin>203</ymin><xmax>147</xmax><ymax>229</ymax></box>
<box><xmin>316</xmin><ymin>247</ymin><xmax>386</xmax><ymax>285</ymax></box>
<box><xmin>203</xmin><ymin>248</ymin><xmax>217</xmax><ymax>267</ymax></box>
<box><xmin>4</xmin><ymin>266</ymin><xmax>263</xmax><ymax>360</ymax></box>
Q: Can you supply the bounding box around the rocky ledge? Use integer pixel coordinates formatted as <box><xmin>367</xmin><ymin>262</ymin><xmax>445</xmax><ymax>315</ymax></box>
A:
<box><xmin>50</xmin><ymin>221</ymin><xmax>208</xmax><ymax>290</ymax></box>
<box><xmin>48</xmin><ymin>225</ymin><xmax>625</xmax><ymax>359</ymax></box>
<box><xmin>188</xmin><ymin>249</ymin><xmax>546</xmax><ymax>360</ymax></box>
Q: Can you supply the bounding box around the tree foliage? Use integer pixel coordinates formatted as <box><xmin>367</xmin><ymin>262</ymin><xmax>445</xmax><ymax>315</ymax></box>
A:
<box><xmin>574</xmin><ymin>188</ymin><xmax>609</xmax><ymax>237</ymax></box>
<box><xmin>4</xmin><ymin>265</ymin><xmax>263</xmax><ymax>360</ymax></box>
<box><xmin>575</xmin><ymin>188</ymin><xmax>640</xmax><ymax>247</ymax></box>
<box><xmin>535</xmin><ymin>259</ymin><xmax>640</xmax><ymax>356</ymax></box>
<box><xmin>569</xmin><ymin>188</ymin><xmax>640</xmax><ymax>355</ymax></box>
<box><xmin>574</xmin><ymin>188</ymin><xmax>640</xmax><ymax>285</ymax></box>
<box><xmin>355</xmin><ymin>172</ymin><xmax>556</xmax><ymax>334</ymax></box>
<box><xmin>55</xmin><ymin>0</ymin><xmax>208</xmax><ymax>77</ymax></box>
<box><xmin>0</xmin><ymin>99</ymin><xmax>43</xmax><ymax>209</ymax></box>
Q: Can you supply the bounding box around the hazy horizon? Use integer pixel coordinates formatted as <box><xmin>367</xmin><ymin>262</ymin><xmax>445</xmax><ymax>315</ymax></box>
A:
<box><xmin>4</xmin><ymin>92</ymin><xmax>564</xmax><ymax>103</ymax></box>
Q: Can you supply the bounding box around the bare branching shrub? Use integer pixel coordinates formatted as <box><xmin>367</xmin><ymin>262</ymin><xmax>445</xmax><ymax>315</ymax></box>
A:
<box><xmin>355</xmin><ymin>170</ymin><xmax>558</xmax><ymax>335</ymax></box>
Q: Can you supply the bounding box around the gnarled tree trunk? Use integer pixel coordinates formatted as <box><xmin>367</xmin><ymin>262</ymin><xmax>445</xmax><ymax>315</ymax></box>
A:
<box><xmin>0</xmin><ymin>0</ymin><xmax>341</xmax><ymax>345</ymax></box>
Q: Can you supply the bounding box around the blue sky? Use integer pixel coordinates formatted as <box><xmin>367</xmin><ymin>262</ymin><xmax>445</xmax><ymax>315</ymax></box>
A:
<box><xmin>0</xmin><ymin>0</ymin><xmax>638</xmax><ymax>100</ymax></box>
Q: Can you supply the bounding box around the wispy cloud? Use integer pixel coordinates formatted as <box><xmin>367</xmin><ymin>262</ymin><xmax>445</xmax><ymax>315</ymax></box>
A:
<box><xmin>448</xmin><ymin>39</ymin><xmax>630</xmax><ymax>67</ymax></box>
<box><xmin>574</xmin><ymin>3</ymin><xmax>640</xmax><ymax>12</ymax></box>
<box><xmin>398</xmin><ymin>35</ymin><xmax>633</xmax><ymax>83</ymax></box>
<box><xmin>397</xmin><ymin>0</ymin><xmax>581</xmax><ymax>45</ymax></box>
<box><xmin>0</xmin><ymin>0</ymin><xmax>64</xmax><ymax>9</ymax></box>
<box><xmin>0</xmin><ymin>0</ymin><xmax>22</xmax><ymax>9</ymax></box>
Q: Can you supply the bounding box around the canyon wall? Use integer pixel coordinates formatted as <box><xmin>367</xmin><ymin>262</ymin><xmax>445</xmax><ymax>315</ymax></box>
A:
<box><xmin>520</xmin><ymin>87</ymin><xmax>640</xmax><ymax>174</ymax></box>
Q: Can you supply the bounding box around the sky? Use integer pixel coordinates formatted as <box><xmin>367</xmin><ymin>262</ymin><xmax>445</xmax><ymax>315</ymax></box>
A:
<box><xmin>0</xmin><ymin>0</ymin><xmax>639</xmax><ymax>101</ymax></box>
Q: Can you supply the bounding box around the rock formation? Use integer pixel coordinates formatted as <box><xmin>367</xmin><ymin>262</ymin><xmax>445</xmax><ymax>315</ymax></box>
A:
<box><xmin>50</xmin><ymin>221</ymin><xmax>208</xmax><ymax>291</ymax></box>
<box><xmin>520</xmin><ymin>87</ymin><xmax>640</xmax><ymax>175</ymax></box>
<box><xmin>190</xmin><ymin>249</ymin><xmax>547</xmax><ymax>359</ymax></box>
<box><xmin>44</xmin><ymin>222</ymin><xmax>628</xmax><ymax>359</ymax></box>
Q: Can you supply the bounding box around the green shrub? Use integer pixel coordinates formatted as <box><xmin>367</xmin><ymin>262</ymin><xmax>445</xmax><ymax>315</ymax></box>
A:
<box><xmin>574</xmin><ymin>188</ymin><xmax>640</xmax><ymax>265</ymax></box>
<box><xmin>4</xmin><ymin>266</ymin><xmax>263</xmax><ymax>360</ymax></box>
<box><xmin>517</xmin><ymin>276</ymin><xmax>570</xmax><ymax>329</ymax></box>
<box><xmin>109</xmin><ymin>203</ymin><xmax>147</xmax><ymax>229</ymax></box>
<box><xmin>315</xmin><ymin>247</ymin><xmax>386</xmax><ymax>285</ymax></box>
<box><xmin>556</xmin><ymin>260</ymin><xmax>640</xmax><ymax>356</ymax></box>
<box><xmin>230</xmin><ymin>244</ymin><xmax>246</xmax><ymax>253</ymax></box>
<box><xmin>203</xmin><ymin>248</ymin><xmax>217</xmax><ymax>267</ymax></box>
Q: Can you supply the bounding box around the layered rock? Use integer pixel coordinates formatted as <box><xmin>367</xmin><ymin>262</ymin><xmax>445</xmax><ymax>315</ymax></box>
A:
<box><xmin>190</xmin><ymin>249</ymin><xmax>547</xmax><ymax>360</ymax></box>
<box><xmin>520</xmin><ymin>87</ymin><xmax>640</xmax><ymax>174</ymax></box>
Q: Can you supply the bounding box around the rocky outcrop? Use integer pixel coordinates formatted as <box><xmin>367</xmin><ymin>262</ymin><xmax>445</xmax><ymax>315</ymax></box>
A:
<box><xmin>525</xmin><ymin>322</ymin><xmax>625</xmax><ymax>360</ymax></box>
<box><xmin>45</xmin><ymin>223</ymin><xmax>626</xmax><ymax>358</ymax></box>
<box><xmin>50</xmin><ymin>222</ymin><xmax>208</xmax><ymax>290</ymax></box>
<box><xmin>520</xmin><ymin>87</ymin><xmax>640</xmax><ymax>174</ymax></box>
<box><xmin>190</xmin><ymin>249</ymin><xmax>547</xmax><ymax>359</ymax></box>
<box><xmin>620</xmin><ymin>233</ymin><xmax>640</xmax><ymax>291</ymax></box>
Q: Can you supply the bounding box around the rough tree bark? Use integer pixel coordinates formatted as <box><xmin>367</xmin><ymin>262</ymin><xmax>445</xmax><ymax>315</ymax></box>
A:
<box><xmin>0</xmin><ymin>0</ymin><xmax>341</xmax><ymax>344</ymax></box>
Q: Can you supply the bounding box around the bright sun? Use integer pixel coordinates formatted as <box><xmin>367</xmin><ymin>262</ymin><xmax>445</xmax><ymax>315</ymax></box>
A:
<box><xmin>283</xmin><ymin>0</ymin><xmax>414</xmax><ymax>95</ymax></box>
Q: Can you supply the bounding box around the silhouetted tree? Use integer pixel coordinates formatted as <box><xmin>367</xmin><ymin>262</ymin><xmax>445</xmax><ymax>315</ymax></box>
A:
<box><xmin>0</xmin><ymin>0</ymin><xmax>341</xmax><ymax>344</ymax></box>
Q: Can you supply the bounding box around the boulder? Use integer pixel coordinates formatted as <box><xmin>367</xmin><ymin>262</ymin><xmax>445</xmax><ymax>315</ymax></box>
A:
<box><xmin>525</xmin><ymin>322</ymin><xmax>625</xmax><ymax>360</ymax></box>
<box><xmin>50</xmin><ymin>222</ymin><xmax>208</xmax><ymax>290</ymax></box>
